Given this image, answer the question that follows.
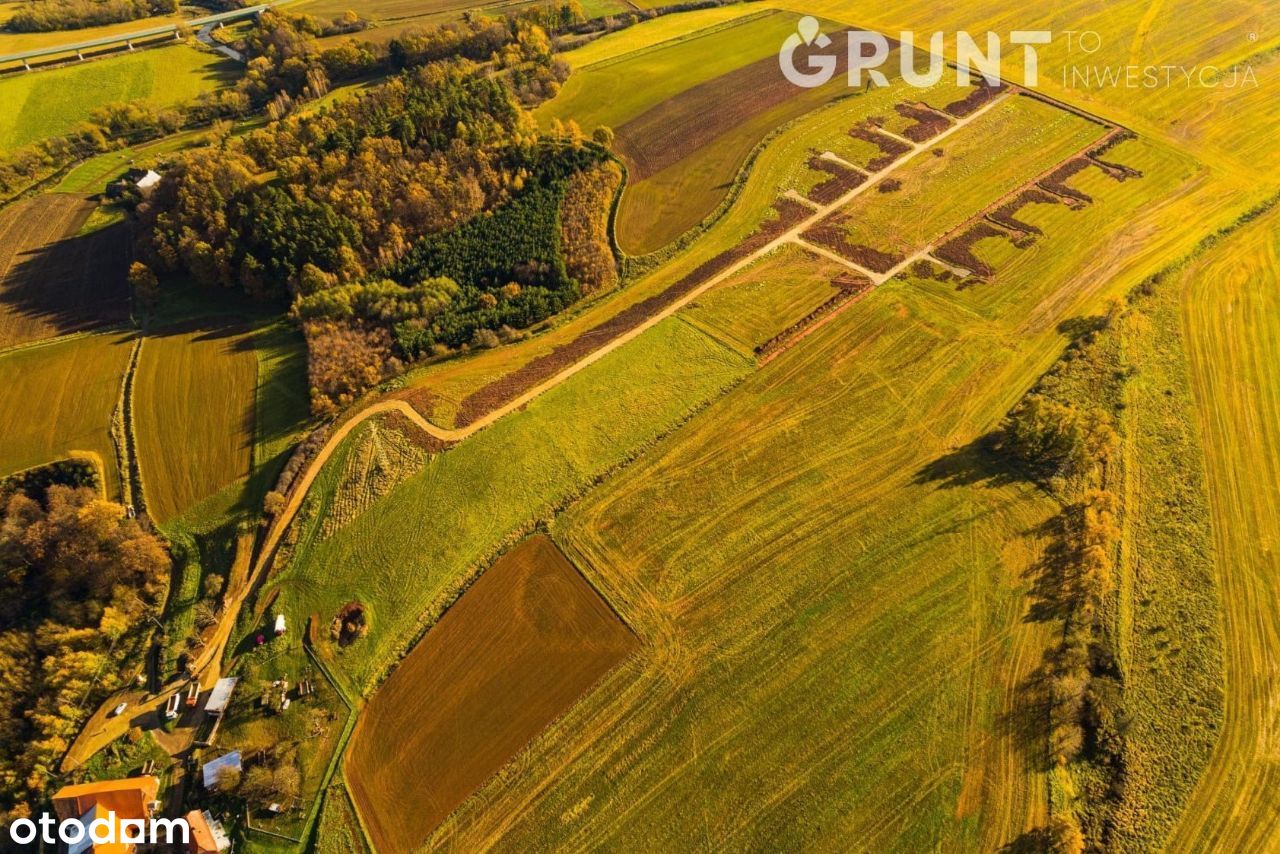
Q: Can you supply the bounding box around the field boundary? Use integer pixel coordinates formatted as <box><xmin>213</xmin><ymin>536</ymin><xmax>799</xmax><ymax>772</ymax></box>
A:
<box><xmin>109</xmin><ymin>335</ymin><xmax>144</xmax><ymax>510</ymax></box>
<box><xmin>578</xmin><ymin>6</ymin><xmax>776</xmax><ymax>70</ymax></box>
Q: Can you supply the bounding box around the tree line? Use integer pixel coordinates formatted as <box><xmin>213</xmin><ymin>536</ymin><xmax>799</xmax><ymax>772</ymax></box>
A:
<box><xmin>4</xmin><ymin>0</ymin><xmax>176</xmax><ymax>33</ymax></box>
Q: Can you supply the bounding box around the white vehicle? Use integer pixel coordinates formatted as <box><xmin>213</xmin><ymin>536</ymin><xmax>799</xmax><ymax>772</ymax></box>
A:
<box><xmin>112</xmin><ymin>702</ymin><xmax>128</xmax><ymax>717</ymax></box>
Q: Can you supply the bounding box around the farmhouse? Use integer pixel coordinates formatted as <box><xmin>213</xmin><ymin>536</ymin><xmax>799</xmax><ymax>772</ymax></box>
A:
<box><xmin>51</xmin><ymin>776</ymin><xmax>160</xmax><ymax>852</ymax></box>
<box><xmin>105</xmin><ymin>168</ymin><xmax>162</xmax><ymax>200</ymax></box>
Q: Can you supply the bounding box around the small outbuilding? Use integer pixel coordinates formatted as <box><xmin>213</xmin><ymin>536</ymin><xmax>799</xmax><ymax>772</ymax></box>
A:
<box><xmin>274</xmin><ymin>614</ymin><xmax>286</xmax><ymax>636</ymax></box>
<box><xmin>203</xmin><ymin>677</ymin><xmax>238</xmax><ymax>716</ymax></box>
<box><xmin>201</xmin><ymin>751</ymin><xmax>242</xmax><ymax>790</ymax></box>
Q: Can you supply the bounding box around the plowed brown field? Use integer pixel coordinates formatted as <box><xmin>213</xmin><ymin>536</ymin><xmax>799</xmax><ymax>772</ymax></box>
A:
<box><xmin>345</xmin><ymin>534</ymin><xmax>637</xmax><ymax>852</ymax></box>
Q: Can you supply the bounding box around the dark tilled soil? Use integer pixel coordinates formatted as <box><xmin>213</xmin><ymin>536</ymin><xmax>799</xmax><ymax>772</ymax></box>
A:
<box><xmin>934</xmin><ymin>221</ymin><xmax>1010</xmax><ymax>279</ymax></box>
<box><xmin>988</xmin><ymin>187</ymin><xmax>1062</xmax><ymax>235</ymax></box>
<box><xmin>803</xmin><ymin>215</ymin><xmax>903</xmax><ymax>273</ymax></box>
<box><xmin>616</xmin><ymin>32</ymin><xmax>853</xmax><ymax>182</ymax></box>
<box><xmin>806</xmin><ymin>154</ymin><xmax>866</xmax><ymax>205</ymax></box>
<box><xmin>894</xmin><ymin>102</ymin><xmax>951</xmax><ymax>142</ymax></box>
<box><xmin>849</xmin><ymin>125</ymin><xmax>912</xmax><ymax>171</ymax></box>
<box><xmin>942</xmin><ymin>80</ymin><xmax>1004</xmax><ymax>118</ymax></box>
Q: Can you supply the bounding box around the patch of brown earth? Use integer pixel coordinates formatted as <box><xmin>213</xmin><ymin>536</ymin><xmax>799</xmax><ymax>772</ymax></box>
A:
<box><xmin>849</xmin><ymin>124</ymin><xmax>912</xmax><ymax>171</ymax></box>
<box><xmin>616</xmin><ymin>30</ymin><xmax>853</xmax><ymax>181</ymax></box>
<box><xmin>803</xmin><ymin>214</ymin><xmax>903</xmax><ymax>273</ymax></box>
<box><xmin>894</xmin><ymin>102</ymin><xmax>951</xmax><ymax>142</ymax></box>
<box><xmin>806</xmin><ymin>154</ymin><xmax>866</xmax><ymax>205</ymax></box>
<box><xmin>943</xmin><ymin>80</ymin><xmax>1004</xmax><ymax>117</ymax></box>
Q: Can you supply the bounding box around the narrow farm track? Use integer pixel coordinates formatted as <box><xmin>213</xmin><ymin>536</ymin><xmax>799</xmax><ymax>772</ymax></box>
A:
<box><xmin>1168</xmin><ymin>212</ymin><xmax>1280</xmax><ymax>851</ymax></box>
<box><xmin>247</xmin><ymin>93</ymin><xmax>1014</xmax><ymax>586</ymax></box>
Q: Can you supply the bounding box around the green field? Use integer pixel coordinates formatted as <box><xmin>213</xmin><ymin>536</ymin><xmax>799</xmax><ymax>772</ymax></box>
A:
<box><xmin>0</xmin><ymin>2</ymin><xmax>192</xmax><ymax>59</ymax></box>
<box><xmin>256</xmin><ymin>317</ymin><xmax>749</xmax><ymax>695</ymax></box>
<box><xmin>0</xmin><ymin>45</ymin><xmax>235</xmax><ymax>149</ymax></box>
<box><xmin>133</xmin><ymin>321</ymin><xmax>260</xmax><ymax>524</ymax></box>
<box><xmin>0</xmin><ymin>331</ymin><xmax>133</xmax><ymax>497</ymax></box>
<box><xmin>536</xmin><ymin>11</ymin><xmax>793</xmax><ymax>133</ymax></box>
<box><xmin>540</xmin><ymin>9</ymin><xmax>852</xmax><ymax>253</ymax></box>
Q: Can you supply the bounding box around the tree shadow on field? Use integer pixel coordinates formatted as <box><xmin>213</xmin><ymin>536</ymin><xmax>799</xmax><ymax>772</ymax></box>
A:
<box><xmin>0</xmin><ymin>217</ymin><xmax>130</xmax><ymax>342</ymax></box>
<box><xmin>999</xmin><ymin>827</ymin><xmax>1054</xmax><ymax>853</ymax></box>
<box><xmin>913</xmin><ymin>432</ymin><xmax>1023</xmax><ymax>490</ymax></box>
<box><xmin>1021</xmin><ymin>511</ymin><xmax>1078</xmax><ymax>625</ymax></box>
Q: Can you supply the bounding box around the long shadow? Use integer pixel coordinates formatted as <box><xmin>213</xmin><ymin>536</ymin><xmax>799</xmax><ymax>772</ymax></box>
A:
<box><xmin>0</xmin><ymin>216</ymin><xmax>131</xmax><ymax>340</ymax></box>
<box><xmin>913</xmin><ymin>432</ymin><xmax>1023</xmax><ymax>490</ymax></box>
<box><xmin>999</xmin><ymin>828</ymin><xmax>1053</xmax><ymax>853</ymax></box>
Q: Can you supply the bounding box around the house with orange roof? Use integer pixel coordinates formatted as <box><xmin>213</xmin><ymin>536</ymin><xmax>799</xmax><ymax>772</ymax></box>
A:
<box><xmin>51</xmin><ymin>776</ymin><xmax>160</xmax><ymax>853</ymax></box>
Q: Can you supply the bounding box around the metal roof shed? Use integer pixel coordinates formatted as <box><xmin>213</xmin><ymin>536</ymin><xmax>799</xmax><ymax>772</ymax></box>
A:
<box><xmin>201</xmin><ymin>751</ymin><xmax>242</xmax><ymax>789</ymax></box>
<box><xmin>204</xmin><ymin>677</ymin><xmax>239</xmax><ymax>716</ymax></box>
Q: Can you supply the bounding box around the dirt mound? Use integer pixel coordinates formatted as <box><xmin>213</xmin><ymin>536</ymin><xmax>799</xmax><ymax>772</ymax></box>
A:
<box><xmin>934</xmin><ymin>222</ymin><xmax>1013</xmax><ymax>280</ymax></box>
<box><xmin>756</xmin><ymin>272</ymin><xmax>873</xmax><ymax>362</ymax></box>
<box><xmin>989</xmin><ymin>187</ymin><xmax>1062</xmax><ymax>234</ymax></box>
<box><xmin>803</xmin><ymin>215</ymin><xmax>903</xmax><ymax>273</ymax></box>
<box><xmin>331</xmin><ymin>602</ymin><xmax>369</xmax><ymax>647</ymax></box>
<box><xmin>1038</xmin><ymin>158</ymin><xmax>1095</xmax><ymax>205</ymax></box>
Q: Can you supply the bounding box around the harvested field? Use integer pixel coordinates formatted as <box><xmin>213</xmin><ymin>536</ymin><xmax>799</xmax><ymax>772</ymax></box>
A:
<box><xmin>319</xmin><ymin>415</ymin><xmax>430</xmax><ymax>539</ymax></box>
<box><xmin>0</xmin><ymin>194</ymin><xmax>130</xmax><ymax>349</ymax></box>
<box><xmin>133</xmin><ymin>319</ymin><xmax>259</xmax><ymax>523</ymax></box>
<box><xmin>681</xmin><ymin>243</ymin><xmax>853</xmax><ymax>356</ymax></box>
<box><xmin>0</xmin><ymin>331</ymin><xmax>133</xmax><ymax>497</ymax></box>
<box><xmin>615</xmin><ymin>33</ymin><xmax>852</xmax><ymax>182</ymax></box>
<box><xmin>259</xmin><ymin>316</ymin><xmax>747</xmax><ymax>694</ymax></box>
<box><xmin>755</xmin><ymin>271</ymin><xmax>873</xmax><ymax>362</ymax></box>
<box><xmin>437</xmin><ymin>199</ymin><xmax>810</xmax><ymax>426</ymax></box>
<box><xmin>345</xmin><ymin>534</ymin><xmax>637</xmax><ymax>851</ymax></box>
<box><xmin>541</xmin><ymin>11</ymin><xmax>858</xmax><ymax>253</ymax></box>
<box><xmin>806</xmin><ymin>154</ymin><xmax>866</xmax><ymax>205</ymax></box>
<box><xmin>1168</xmin><ymin>205</ymin><xmax>1280</xmax><ymax>851</ymax></box>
